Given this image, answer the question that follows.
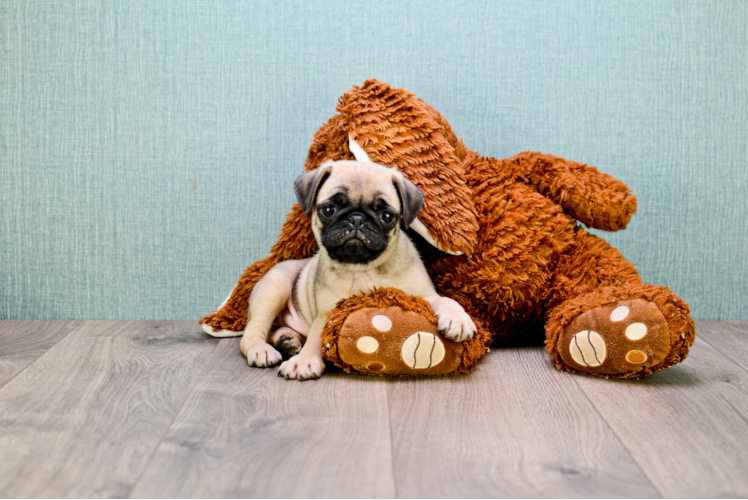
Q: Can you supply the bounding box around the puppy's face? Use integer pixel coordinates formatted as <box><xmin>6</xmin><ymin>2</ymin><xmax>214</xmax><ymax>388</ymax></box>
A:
<box><xmin>294</xmin><ymin>161</ymin><xmax>424</xmax><ymax>265</ymax></box>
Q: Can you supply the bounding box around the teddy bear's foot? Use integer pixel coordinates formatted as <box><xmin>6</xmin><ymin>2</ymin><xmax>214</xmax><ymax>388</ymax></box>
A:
<box><xmin>335</xmin><ymin>306</ymin><xmax>466</xmax><ymax>376</ymax></box>
<box><xmin>201</xmin><ymin>322</ymin><xmax>242</xmax><ymax>338</ymax></box>
<box><xmin>200</xmin><ymin>311</ymin><xmax>244</xmax><ymax>338</ymax></box>
<box><xmin>559</xmin><ymin>299</ymin><xmax>671</xmax><ymax>376</ymax></box>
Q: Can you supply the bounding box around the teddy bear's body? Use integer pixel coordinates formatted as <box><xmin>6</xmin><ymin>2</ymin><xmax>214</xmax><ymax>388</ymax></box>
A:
<box><xmin>420</xmin><ymin>151</ymin><xmax>692</xmax><ymax>377</ymax></box>
<box><xmin>201</xmin><ymin>80</ymin><xmax>694</xmax><ymax>378</ymax></box>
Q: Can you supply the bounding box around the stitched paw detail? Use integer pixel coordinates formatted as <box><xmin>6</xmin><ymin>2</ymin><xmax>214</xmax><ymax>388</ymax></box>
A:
<box><xmin>335</xmin><ymin>307</ymin><xmax>464</xmax><ymax>376</ymax></box>
<box><xmin>560</xmin><ymin>299</ymin><xmax>671</xmax><ymax>375</ymax></box>
<box><xmin>568</xmin><ymin>330</ymin><xmax>607</xmax><ymax>367</ymax></box>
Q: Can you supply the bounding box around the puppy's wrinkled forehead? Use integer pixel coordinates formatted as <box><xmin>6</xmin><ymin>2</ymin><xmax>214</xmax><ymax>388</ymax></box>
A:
<box><xmin>316</xmin><ymin>161</ymin><xmax>400</xmax><ymax>208</ymax></box>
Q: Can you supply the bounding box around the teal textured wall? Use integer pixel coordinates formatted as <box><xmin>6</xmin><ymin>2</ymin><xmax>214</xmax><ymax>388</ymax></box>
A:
<box><xmin>1</xmin><ymin>1</ymin><xmax>746</xmax><ymax>321</ymax></box>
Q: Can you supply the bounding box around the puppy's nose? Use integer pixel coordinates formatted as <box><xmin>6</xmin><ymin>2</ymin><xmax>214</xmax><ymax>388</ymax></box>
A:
<box><xmin>350</xmin><ymin>214</ymin><xmax>365</xmax><ymax>229</ymax></box>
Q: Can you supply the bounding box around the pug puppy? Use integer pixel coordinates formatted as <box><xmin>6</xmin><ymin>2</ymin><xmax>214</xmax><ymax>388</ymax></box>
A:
<box><xmin>240</xmin><ymin>160</ymin><xmax>477</xmax><ymax>380</ymax></box>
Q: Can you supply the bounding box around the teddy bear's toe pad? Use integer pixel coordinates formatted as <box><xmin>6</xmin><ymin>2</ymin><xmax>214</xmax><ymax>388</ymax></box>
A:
<box><xmin>560</xmin><ymin>299</ymin><xmax>670</xmax><ymax>375</ymax></box>
<box><xmin>337</xmin><ymin>307</ymin><xmax>464</xmax><ymax>376</ymax></box>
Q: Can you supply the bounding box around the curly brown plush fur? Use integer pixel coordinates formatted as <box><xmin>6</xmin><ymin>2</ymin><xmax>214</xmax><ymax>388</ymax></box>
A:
<box><xmin>201</xmin><ymin>79</ymin><xmax>694</xmax><ymax>378</ymax></box>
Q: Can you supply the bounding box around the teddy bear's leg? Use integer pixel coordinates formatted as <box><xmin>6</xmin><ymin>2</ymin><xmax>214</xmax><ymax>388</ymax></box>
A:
<box><xmin>331</xmin><ymin>306</ymin><xmax>467</xmax><ymax>376</ymax></box>
<box><xmin>543</xmin><ymin>232</ymin><xmax>694</xmax><ymax>378</ymax></box>
<box><xmin>321</xmin><ymin>289</ymin><xmax>491</xmax><ymax>376</ymax></box>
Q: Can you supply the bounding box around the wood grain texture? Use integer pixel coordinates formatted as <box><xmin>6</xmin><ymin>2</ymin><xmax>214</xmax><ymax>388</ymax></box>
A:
<box><xmin>574</xmin><ymin>337</ymin><xmax>748</xmax><ymax>498</ymax></box>
<box><xmin>696</xmin><ymin>321</ymin><xmax>748</xmax><ymax>372</ymax></box>
<box><xmin>130</xmin><ymin>338</ymin><xmax>396</xmax><ymax>499</ymax></box>
<box><xmin>386</xmin><ymin>346</ymin><xmax>659</xmax><ymax>498</ymax></box>
<box><xmin>2</xmin><ymin>320</ymin><xmax>747</xmax><ymax>498</ymax></box>
<box><xmin>0</xmin><ymin>321</ymin><xmax>218</xmax><ymax>498</ymax></box>
<box><xmin>0</xmin><ymin>320</ymin><xmax>82</xmax><ymax>388</ymax></box>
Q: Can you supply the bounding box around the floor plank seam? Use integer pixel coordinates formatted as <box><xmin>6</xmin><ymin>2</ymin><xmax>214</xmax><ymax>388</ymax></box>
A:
<box><xmin>568</xmin><ymin>374</ymin><xmax>666</xmax><ymax>499</ymax></box>
<box><xmin>696</xmin><ymin>334</ymin><xmax>748</xmax><ymax>375</ymax></box>
<box><xmin>0</xmin><ymin>320</ymin><xmax>84</xmax><ymax>392</ymax></box>
<box><xmin>385</xmin><ymin>381</ymin><xmax>400</xmax><ymax>499</ymax></box>
<box><xmin>126</xmin><ymin>336</ymin><xmax>221</xmax><ymax>498</ymax></box>
<box><xmin>2</xmin><ymin>321</ymin><xmax>745</xmax><ymax>497</ymax></box>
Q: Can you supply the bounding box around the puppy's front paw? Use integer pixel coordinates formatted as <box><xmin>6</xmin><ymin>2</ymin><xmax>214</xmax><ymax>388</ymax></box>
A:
<box><xmin>278</xmin><ymin>353</ymin><xmax>326</xmax><ymax>380</ymax></box>
<box><xmin>243</xmin><ymin>342</ymin><xmax>283</xmax><ymax>368</ymax></box>
<box><xmin>430</xmin><ymin>297</ymin><xmax>477</xmax><ymax>342</ymax></box>
<box><xmin>438</xmin><ymin>310</ymin><xmax>477</xmax><ymax>342</ymax></box>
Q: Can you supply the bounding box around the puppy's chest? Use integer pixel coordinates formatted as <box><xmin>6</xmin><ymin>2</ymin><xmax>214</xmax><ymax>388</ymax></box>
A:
<box><xmin>318</xmin><ymin>271</ymin><xmax>392</xmax><ymax>310</ymax></box>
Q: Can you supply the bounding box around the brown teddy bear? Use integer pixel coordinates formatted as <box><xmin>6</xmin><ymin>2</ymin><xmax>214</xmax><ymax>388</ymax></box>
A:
<box><xmin>201</xmin><ymin>79</ymin><xmax>694</xmax><ymax>379</ymax></box>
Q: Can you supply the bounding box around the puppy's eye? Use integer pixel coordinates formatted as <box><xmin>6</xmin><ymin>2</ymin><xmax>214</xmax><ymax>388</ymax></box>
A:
<box><xmin>320</xmin><ymin>205</ymin><xmax>336</xmax><ymax>218</ymax></box>
<box><xmin>380</xmin><ymin>211</ymin><xmax>395</xmax><ymax>224</ymax></box>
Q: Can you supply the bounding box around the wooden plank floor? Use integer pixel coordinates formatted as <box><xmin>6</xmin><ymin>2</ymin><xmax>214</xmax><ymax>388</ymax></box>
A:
<box><xmin>0</xmin><ymin>320</ymin><xmax>746</xmax><ymax>498</ymax></box>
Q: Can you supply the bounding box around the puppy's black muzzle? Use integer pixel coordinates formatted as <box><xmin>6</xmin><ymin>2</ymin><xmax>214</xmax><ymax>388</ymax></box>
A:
<box><xmin>322</xmin><ymin>212</ymin><xmax>388</xmax><ymax>264</ymax></box>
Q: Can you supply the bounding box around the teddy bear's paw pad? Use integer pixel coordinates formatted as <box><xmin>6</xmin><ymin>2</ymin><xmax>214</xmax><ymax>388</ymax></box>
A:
<box><xmin>337</xmin><ymin>307</ymin><xmax>464</xmax><ymax>375</ymax></box>
<box><xmin>560</xmin><ymin>299</ymin><xmax>670</xmax><ymax>375</ymax></box>
<box><xmin>401</xmin><ymin>332</ymin><xmax>446</xmax><ymax>369</ymax></box>
<box><xmin>568</xmin><ymin>330</ymin><xmax>607</xmax><ymax>367</ymax></box>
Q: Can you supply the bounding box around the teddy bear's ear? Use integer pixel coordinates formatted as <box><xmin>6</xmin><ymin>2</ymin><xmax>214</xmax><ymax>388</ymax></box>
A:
<box><xmin>336</xmin><ymin>80</ymin><xmax>479</xmax><ymax>256</ymax></box>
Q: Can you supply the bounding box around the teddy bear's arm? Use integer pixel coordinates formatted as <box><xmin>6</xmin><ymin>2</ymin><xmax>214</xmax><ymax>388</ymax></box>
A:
<box><xmin>506</xmin><ymin>152</ymin><xmax>637</xmax><ymax>231</ymax></box>
<box><xmin>199</xmin><ymin>255</ymin><xmax>279</xmax><ymax>333</ymax></box>
<box><xmin>199</xmin><ymin>204</ymin><xmax>319</xmax><ymax>334</ymax></box>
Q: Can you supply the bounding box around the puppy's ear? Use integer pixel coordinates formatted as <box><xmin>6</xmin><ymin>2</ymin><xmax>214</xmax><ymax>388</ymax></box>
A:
<box><xmin>294</xmin><ymin>163</ymin><xmax>333</xmax><ymax>215</ymax></box>
<box><xmin>392</xmin><ymin>173</ymin><xmax>425</xmax><ymax>230</ymax></box>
